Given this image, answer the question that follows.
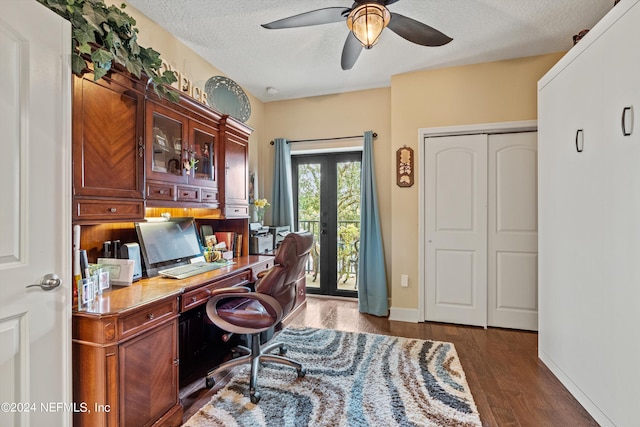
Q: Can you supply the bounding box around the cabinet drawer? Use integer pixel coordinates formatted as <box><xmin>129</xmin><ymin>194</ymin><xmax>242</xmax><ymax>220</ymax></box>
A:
<box><xmin>177</xmin><ymin>186</ymin><xmax>200</xmax><ymax>202</ymax></box>
<box><xmin>74</xmin><ymin>199</ymin><xmax>144</xmax><ymax>221</ymax></box>
<box><xmin>147</xmin><ymin>182</ymin><xmax>175</xmax><ymax>201</ymax></box>
<box><xmin>119</xmin><ymin>298</ymin><xmax>178</xmax><ymax>340</ymax></box>
<box><xmin>181</xmin><ymin>270</ymin><xmax>252</xmax><ymax>312</ymax></box>
<box><xmin>201</xmin><ymin>189</ymin><xmax>219</xmax><ymax>204</ymax></box>
<box><xmin>224</xmin><ymin>205</ymin><xmax>249</xmax><ymax>218</ymax></box>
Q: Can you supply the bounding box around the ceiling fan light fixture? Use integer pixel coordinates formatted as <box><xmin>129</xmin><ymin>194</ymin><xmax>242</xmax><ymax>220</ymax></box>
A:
<box><xmin>347</xmin><ymin>3</ymin><xmax>391</xmax><ymax>49</ymax></box>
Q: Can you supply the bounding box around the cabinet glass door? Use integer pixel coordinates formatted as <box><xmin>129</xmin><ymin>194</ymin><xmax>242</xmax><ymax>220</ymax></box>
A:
<box><xmin>151</xmin><ymin>111</ymin><xmax>185</xmax><ymax>179</ymax></box>
<box><xmin>189</xmin><ymin>126</ymin><xmax>216</xmax><ymax>186</ymax></box>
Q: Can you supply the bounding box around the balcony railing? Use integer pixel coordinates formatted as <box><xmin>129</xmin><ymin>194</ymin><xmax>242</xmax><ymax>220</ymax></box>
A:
<box><xmin>298</xmin><ymin>219</ymin><xmax>360</xmax><ymax>288</ymax></box>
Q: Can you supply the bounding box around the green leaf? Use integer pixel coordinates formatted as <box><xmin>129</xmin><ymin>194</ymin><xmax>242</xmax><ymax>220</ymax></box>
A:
<box><xmin>71</xmin><ymin>53</ymin><xmax>87</xmax><ymax>75</ymax></box>
<box><xmin>125</xmin><ymin>59</ymin><xmax>142</xmax><ymax>78</ymax></box>
<box><xmin>78</xmin><ymin>43</ymin><xmax>92</xmax><ymax>55</ymax></box>
<box><xmin>91</xmin><ymin>48</ymin><xmax>112</xmax><ymax>64</ymax></box>
<box><xmin>93</xmin><ymin>65</ymin><xmax>108</xmax><ymax>81</ymax></box>
<box><xmin>73</xmin><ymin>25</ymin><xmax>96</xmax><ymax>45</ymax></box>
<box><xmin>162</xmin><ymin>70</ymin><xmax>178</xmax><ymax>85</ymax></box>
<box><xmin>82</xmin><ymin>2</ymin><xmax>108</xmax><ymax>33</ymax></box>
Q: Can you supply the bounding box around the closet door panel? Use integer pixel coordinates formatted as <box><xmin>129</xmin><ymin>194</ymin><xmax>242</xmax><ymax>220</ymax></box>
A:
<box><xmin>425</xmin><ymin>134</ymin><xmax>488</xmax><ymax>327</ymax></box>
<box><xmin>487</xmin><ymin>132</ymin><xmax>538</xmax><ymax>330</ymax></box>
<box><xmin>538</xmin><ymin>37</ymin><xmax>605</xmax><ymax>407</ymax></box>
<box><xmin>600</xmin><ymin>3</ymin><xmax>640</xmax><ymax>423</ymax></box>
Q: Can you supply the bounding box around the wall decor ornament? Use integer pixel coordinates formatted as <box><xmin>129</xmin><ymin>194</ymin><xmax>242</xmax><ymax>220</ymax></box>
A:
<box><xmin>396</xmin><ymin>145</ymin><xmax>414</xmax><ymax>187</ymax></box>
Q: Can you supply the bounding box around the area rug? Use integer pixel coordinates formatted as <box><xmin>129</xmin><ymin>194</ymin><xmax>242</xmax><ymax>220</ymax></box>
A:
<box><xmin>183</xmin><ymin>327</ymin><xmax>481</xmax><ymax>427</ymax></box>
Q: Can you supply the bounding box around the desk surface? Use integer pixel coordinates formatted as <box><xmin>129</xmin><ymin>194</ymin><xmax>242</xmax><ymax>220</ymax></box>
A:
<box><xmin>74</xmin><ymin>255</ymin><xmax>273</xmax><ymax>316</ymax></box>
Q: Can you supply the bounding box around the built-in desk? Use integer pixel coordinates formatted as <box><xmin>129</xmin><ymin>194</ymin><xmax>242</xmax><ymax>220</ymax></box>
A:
<box><xmin>72</xmin><ymin>255</ymin><xmax>304</xmax><ymax>427</ymax></box>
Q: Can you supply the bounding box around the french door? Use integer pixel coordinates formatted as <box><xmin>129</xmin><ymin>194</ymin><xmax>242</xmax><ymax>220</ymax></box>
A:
<box><xmin>292</xmin><ymin>152</ymin><xmax>361</xmax><ymax>297</ymax></box>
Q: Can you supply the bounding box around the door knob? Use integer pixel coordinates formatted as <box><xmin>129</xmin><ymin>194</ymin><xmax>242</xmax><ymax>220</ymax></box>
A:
<box><xmin>26</xmin><ymin>274</ymin><xmax>61</xmax><ymax>291</ymax></box>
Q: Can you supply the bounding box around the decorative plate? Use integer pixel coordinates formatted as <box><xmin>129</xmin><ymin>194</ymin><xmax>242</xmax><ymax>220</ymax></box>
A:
<box><xmin>205</xmin><ymin>76</ymin><xmax>251</xmax><ymax>122</ymax></box>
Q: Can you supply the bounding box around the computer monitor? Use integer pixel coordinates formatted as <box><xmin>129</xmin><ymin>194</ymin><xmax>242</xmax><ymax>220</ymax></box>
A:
<box><xmin>135</xmin><ymin>217</ymin><xmax>203</xmax><ymax>277</ymax></box>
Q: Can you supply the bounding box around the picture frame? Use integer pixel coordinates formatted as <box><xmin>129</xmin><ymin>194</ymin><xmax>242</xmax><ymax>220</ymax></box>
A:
<box><xmin>396</xmin><ymin>146</ymin><xmax>414</xmax><ymax>187</ymax></box>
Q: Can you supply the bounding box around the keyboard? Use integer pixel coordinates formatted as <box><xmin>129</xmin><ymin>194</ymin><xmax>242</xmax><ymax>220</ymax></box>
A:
<box><xmin>159</xmin><ymin>261</ymin><xmax>230</xmax><ymax>279</ymax></box>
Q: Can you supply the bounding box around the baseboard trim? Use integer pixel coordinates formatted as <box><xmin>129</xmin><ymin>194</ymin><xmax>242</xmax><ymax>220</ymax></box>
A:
<box><xmin>538</xmin><ymin>350</ymin><xmax>614</xmax><ymax>427</ymax></box>
<box><xmin>388</xmin><ymin>307</ymin><xmax>420</xmax><ymax>323</ymax></box>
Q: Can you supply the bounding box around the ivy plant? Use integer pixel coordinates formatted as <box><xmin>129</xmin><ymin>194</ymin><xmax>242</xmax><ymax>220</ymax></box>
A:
<box><xmin>38</xmin><ymin>0</ymin><xmax>179</xmax><ymax>102</ymax></box>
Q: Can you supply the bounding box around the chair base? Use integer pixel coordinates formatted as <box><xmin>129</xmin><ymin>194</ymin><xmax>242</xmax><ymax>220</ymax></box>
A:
<box><xmin>205</xmin><ymin>332</ymin><xmax>305</xmax><ymax>404</ymax></box>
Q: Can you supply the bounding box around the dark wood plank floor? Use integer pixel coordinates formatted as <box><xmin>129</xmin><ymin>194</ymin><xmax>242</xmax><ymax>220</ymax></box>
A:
<box><xmin>182</xmin><ymin>297</ymin><xmax>599</xmax><ymax>426</ymax></box>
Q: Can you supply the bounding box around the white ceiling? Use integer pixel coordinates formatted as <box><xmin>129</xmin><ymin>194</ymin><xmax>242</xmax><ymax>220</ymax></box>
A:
<box><xmin>126</xmin><ymin>0</ymin><xmax>614</xmax><ymax>102</ymax></box>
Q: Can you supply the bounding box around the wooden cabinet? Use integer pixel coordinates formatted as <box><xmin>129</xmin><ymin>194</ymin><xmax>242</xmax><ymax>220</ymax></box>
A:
<box><xmin>219</xmin><ymin>116</ymin><xmax>252</xmax><ymax>217</ymax></box>
<box><xmin>73</xmin><ymin>297</ymin><xmax>182</xmax><ymax>427</ymax></box>
<box><xmin>145</xmin><ymin>100</ymin><xmax>220</xmax><ymax>208</ymax></box>
<box><xmin>538</xmin><ymin>1</ymin><xmax>640</xmax><ymax>426</ymax></box>
<box><xmin>72</xmin><ymin>70</ymin><xmax>145</xmax><ymax>222</ymax></box>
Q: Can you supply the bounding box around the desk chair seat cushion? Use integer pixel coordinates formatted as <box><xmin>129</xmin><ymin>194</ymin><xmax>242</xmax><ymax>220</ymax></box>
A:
<box><xmin>206</xmin><ymin>291</ymin><xmax>284</xmax><ymax>335</ymax></box>
<box><xmin>216</xmin><ymin>297</ymin><xmax>277</xmax><ymax>329</ymax></box>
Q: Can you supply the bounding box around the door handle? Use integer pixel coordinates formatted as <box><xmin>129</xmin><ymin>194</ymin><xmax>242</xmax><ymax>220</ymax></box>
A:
<box><xmin>575</xmin><ymin>129</ymin><xmax>584</xmax><ymax>153</ymax></box>
<box><xmin>26</xmin><ymin>274</ymin><xmax>61</xmax><ymax>291</ymax></box>
<box><xmin>622</xmin><ymin>106</ymin><xmax>633</xmax><ymax>136</ymax></box>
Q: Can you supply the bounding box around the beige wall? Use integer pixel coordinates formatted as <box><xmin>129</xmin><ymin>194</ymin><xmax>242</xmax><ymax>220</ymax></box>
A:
<box><xmin>389</xmin><ymin>52</ymin><xmax>564</xmax><ymax>311</ymax></box>
<box><xmin>260</xmin><ymin>89</ymin><xmax>393</xmax><ymax>289</ymax></box>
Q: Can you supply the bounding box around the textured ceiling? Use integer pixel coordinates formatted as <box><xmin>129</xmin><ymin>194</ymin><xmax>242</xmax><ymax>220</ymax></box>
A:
<box><xmin>126</xmin><ymin>0</ymin><xmax>614</xmax><ymax>102</ymax></box>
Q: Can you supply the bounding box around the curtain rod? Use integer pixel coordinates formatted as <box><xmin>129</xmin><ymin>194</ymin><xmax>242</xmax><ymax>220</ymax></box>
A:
<box><xmin>269</xmin><ymin>132</ymin><xmax>377</xmax><ymax>145</ymax></box>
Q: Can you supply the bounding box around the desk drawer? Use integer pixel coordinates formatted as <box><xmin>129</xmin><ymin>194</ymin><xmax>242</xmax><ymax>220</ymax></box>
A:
<box><xmin>147</xmin><ymin>182</ymin><xmax>175</xmax><ymax>201</ymax></box>
<box><xmin>181</xmin><ymin>270</ymin><xmax>252</xmax><ymax>312</ymax></box>
<box><xmin>177</xmin><ymin>186</ymin><xmax>199</xmax><ymax>202</ymax></box>
<box><xmin>74</xmin><ymin>199</ymin><xmax>145</xmax><ymax>221</ymax></box>
<box><xmin>119</xmin><ymin>298</ymin><xmax>178</xmax><ymax>340</ymax></box>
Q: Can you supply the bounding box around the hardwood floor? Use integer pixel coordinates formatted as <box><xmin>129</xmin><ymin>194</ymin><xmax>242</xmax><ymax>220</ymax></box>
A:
<box><xmin>181</xmin><ymin>297</ymin><xmax>599</xmax><ymax>426</ymax></box>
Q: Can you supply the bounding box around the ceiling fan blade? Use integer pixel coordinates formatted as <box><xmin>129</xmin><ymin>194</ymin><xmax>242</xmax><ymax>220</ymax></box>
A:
<box><xmin>387</xmin><ymin>12</ymin><xmax>452</xmax><ymax>46</ymax></box>
<box><xmin>341</xmin><ymin>32</ymin><xmax>363</xmax><ymax>70</ymax></box>
<box><xmin>262</xmin><ymin>7</ymin><xmax>351</xmax><ymax>29</ymax></box>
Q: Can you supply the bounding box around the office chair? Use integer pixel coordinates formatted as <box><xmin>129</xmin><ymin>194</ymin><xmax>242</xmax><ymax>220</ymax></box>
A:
<box><xmin>204</xmin><ymin>231</ymin><xmax>314</xmax><ymax>403</ymax></box>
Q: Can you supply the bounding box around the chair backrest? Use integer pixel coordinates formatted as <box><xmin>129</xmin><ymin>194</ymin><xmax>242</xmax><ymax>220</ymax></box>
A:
<box><xmin>255</xmin><ymin>231</ymin><xmax>313</xmax><ymax>316</ymax></box>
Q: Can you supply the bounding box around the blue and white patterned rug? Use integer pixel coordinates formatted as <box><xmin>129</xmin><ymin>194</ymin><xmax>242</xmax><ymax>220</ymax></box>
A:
<box><xmin>183</xmin><ymin>327</ymin><xmax>482</xmax><ymax>427</ymax></box>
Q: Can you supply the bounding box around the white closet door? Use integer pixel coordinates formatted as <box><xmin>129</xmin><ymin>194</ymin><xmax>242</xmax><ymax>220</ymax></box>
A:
<box><xmin>487</xmin><ymin>132</ymin><xmax>538</xmax><ymax>330</ymax></box>
<box><xmin>600</xmin><ymin>3</ymin><xmax>640</xmax><ymax>424</ymax></box>
<box><xmin>538</xmin><ymin>31</ymin><xmax>606</xmax><ymax>416</ymax></box>
<box><xmin>425</xmin><ymin>134</ymin><xmax>488</xmax><ymax>327</ymax></box>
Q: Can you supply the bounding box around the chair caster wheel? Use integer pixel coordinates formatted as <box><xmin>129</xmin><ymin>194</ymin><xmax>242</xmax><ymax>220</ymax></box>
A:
<box><xmin>297</xmin><ymin>367</ymin><xmax>306</xmax><ymax>378</ymax></box>
<box><xmin>205</xmin><ymin>376</ymin><xmax>215</xmax><ymax>388</ymax></box>
<box><xmin>250</xmin><ymin>391</ymin><xmax>261</xmax><ymax>404</ymax></box>
<box><xmin>279</xmin><ymin>346</ymin><xmax>287</xmax><ymax>356</ymax></box>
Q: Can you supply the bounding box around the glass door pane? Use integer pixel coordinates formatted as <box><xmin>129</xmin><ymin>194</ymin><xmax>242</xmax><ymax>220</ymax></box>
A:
<box><xmin>336</xmin><ymin>159</ymin><xmax>361</xmax><ymax>292</ymax></box>
<box><xmin>296</xmin><ymin>162</ymin><xmax>321</xmax><ymax>291</ymax></box>
<box><xmin>152</xmin><ymin>112</ymin><xmax>183</xmax><ymax>176</ymax></box>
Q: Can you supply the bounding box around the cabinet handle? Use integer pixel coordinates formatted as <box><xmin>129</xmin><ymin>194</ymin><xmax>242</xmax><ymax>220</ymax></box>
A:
<box><xmin>191</xmin><ymin>296</ymin><xmax>197</xmax><ymax>303</ymax></box>
<box><xmin>174</xmin><ymin>358</ymin><xmax>180</xmax><ymax>366</ymax></box>
<box><xmin>575</xmin><ymin>129</ymin><xmax>584</xmax><ymax>153</ymax></box>
<box><xmin>622</xmin><ymin>106</ymin><xmax>633</xmax><ymax>136</ymax></box>
<box><xmin>159</xmin><ymin>189</ymin><xmax>166</xmax><ymax>195</ymax></box>
<box><xmin>147</xmin><ymin>313</ymin><xmax>155</xmax><ymax>320</ymax></box>
<box><xmin>109</xmin><ymin>207</ymin><xmax>117</xmax><ymax>213</ymax></box>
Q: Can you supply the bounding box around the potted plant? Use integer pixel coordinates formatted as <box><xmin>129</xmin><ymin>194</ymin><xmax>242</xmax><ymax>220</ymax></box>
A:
<box><xmin>38</xmin><ymin>0</ymin><xmax>179</xmax><ymax>102</ymax></box>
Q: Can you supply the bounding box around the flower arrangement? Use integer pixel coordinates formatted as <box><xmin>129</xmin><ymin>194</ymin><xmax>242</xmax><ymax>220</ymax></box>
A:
<box><xmin>253</xmin><ymin>198</ymin><xmax>270</xmax><ymax>224</ymax></box>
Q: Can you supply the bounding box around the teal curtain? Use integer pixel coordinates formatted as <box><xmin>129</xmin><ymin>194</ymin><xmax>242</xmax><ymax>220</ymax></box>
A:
<box><xmin>358</xmin><ymin>131</ymin><xmax>388</xmax><ymax>316</ymax></box>
<box><xmin>271</xmin><ymin>138</ymin><xmax>295</xmax><ymax>229</ymax></box>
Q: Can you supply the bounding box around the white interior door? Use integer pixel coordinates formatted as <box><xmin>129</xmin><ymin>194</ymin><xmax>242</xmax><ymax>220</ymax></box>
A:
<box><xmin>425</xmin><ymin>134</ymin><xmax>488</xmax><ymax>327</ymax></box>
<box><xmin>0</xmin><ymin>2</ymin><xmax>72</xmax><ymax>426</ymax></box>
<box><xmin>487</xmin><ymin>132</ymin><xmax>538</xmax><ymax>330</ymax></box>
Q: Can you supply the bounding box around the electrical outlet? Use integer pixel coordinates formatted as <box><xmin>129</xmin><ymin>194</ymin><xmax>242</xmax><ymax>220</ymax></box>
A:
<box><xmin>400</xmin><ymin>274</ymin><xmax>409</xmax><ymax>287</ymax></box>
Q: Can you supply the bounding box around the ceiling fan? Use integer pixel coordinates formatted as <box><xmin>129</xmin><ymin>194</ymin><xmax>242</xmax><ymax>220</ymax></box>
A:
<box><xmin>261</xmin><ymin>0</ymin><xmax>453</xmax><ymax>70</ymax></box>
